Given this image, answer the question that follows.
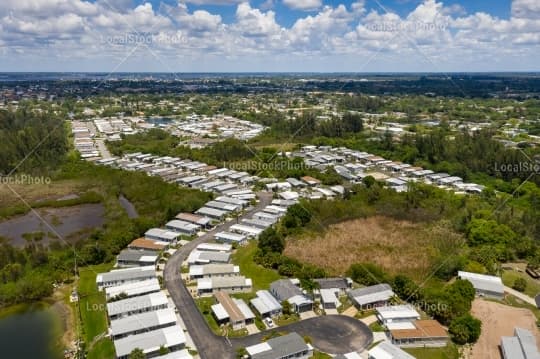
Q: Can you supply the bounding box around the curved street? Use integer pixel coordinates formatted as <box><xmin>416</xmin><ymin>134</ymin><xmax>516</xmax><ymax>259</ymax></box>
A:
<box><xmin>164</xmin><ymin>192</ymin><xmax>373</xmax><ymax>359</ymax></box>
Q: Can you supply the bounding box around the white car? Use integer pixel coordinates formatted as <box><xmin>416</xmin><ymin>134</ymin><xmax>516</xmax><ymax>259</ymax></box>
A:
<box><xmin>265</xmin><ymin>317</ymin><xmax>274</xmax><ymax>327</ymax></box>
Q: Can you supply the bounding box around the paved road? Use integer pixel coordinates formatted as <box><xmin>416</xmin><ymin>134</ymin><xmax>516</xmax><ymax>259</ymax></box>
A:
<box><xmin>164</xmin><ymin>192</ymin><xmax>273</xmax><ymax>359</ymax></box>
<box><xmin>164</xmin><ymin>191</ymin><xmax>373</xmax><ymax>358</ymax></box>
<box><xmin>504</xmin><ymin>286</ymin><xmax>537</xmax><ymax>306</ymax></box>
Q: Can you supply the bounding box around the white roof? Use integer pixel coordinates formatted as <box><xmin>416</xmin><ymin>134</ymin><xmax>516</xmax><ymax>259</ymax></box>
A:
<box><xmin>214</xmin><ymin>231</ymin><xmax>246</xmax><ymax>242</ymax></box>
<box><xmin>211</xmin><ymin>303</ymin><xmax>229</xmax><ymax>321</ymax></box>
<box><xmin>458</xmin><ymin>271</ymin><xmax>504</xmax><ymax>294</ymax></box>
<box><xmin>114</xmin><ymin>325</ymin><xmax>186</xmax><ymax>358</ymax></box>
<box><xmin>251</xmin><ymin>290</ymin><xmax>282</xmax><ymax>315</ymax></box>
<box><xmin>246</xmin><ymin>343</ymin><xmax>272</xmax><ymax>356</ymax></box>
<box><xmin>107</xmin><ymin>292</ymin><xmax>168</xmax><ymax>317</ymax></box>
<box><xmin>229</xmin><ymin>224</ymin><xmax>264</xmax><ymax>236</ymax></box>
<box><xmin>110</xmin><ymin>308</ymin><xmax>177</xmax><ymax>337</ymax></box>
<box><xmin>368</xmin><ymin>341</ymin><xmax>415</xmax><ymax>359</ymax></box>
<box><xmin>320</xmin><ymin>288</ymin><xmax>339</xmax><ymax>306</ymax></box>
<box><xmin>154</xmin><ymin>349</ymin><xmax>193</xmax><ymax>359</ymax></box>
<box><xmin>376</xmin><ymin>305</ymin><xmax>420</xmax><ymax>321</ymax></box>
<box><xmin>105</xmin><ymin>278</ymin><xmax>160</xmax><ymax>299</ymax></box>
<box><xmin>288</xmin><ymin>294</ymin><xmax>313</xmax><ymax>306</ymax></box>
<box><xmin>196</xmin><ymin>243</ymin><xmax>232</xmax><ymax>252</ymax></box>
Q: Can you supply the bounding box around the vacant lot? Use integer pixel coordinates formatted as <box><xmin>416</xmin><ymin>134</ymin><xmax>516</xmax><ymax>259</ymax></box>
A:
<box><xmin>469</xmin><ymin>299</ymin><xmax>540</xmax><ymax>359</ymax></box>
<box><xmin>232</xmin><ymin>241</ymin><xmax>282</xmax><ymax>290</ymax></box>
<box><xmin>284</xmin><ymin>216</ymin><xmax>457</xmax><ymax>279</ymax></box>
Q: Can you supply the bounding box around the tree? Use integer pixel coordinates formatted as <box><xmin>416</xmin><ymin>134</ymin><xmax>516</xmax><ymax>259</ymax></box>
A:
<box><xmin>129</xmin><ymin>348</ymin><xmax>145</xmax><ymax>359</ymax></box>
<box><xmin>158</xmin><ymin>346</ymin><xmax>170</xmax><ymax>355</ymax></box>
<box><xmin>258</xmin><ymin>228</ymin><xmax>285</xmax><ymax>254</ymax></box>
<box><xmin>282</xmin><ymin>300</ymin><xmax>292</xmax><ymax>316</ymax></box>
<box><xmin>449</xmin><ymin>314</ymin><xmax>482</xmax><ymax>344</ymax></box>
<box><xmin>346</xmin><ymin>263</ymin><xmax>388</xmax><ymax>286</ymax></box>
<box><xmin>513</xmin><ymin>277</ymin><xmax>527</xmax><ymax>292</ymax></box>
<box><xmin>362</xmin><ymin>176</ymin><xmax>376</xmax><ymax>188</ymax></box>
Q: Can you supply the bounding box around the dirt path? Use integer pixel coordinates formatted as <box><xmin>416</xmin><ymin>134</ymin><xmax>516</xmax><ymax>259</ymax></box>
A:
<box><xmin>469</xmin><ymin>299</ymin><xmax>540</xmax><ymax>359</ymax></box>
<box><xmin>50</xmin><ymin>284</ymin><xmax>77</xmax><ymax>353</ymax></box>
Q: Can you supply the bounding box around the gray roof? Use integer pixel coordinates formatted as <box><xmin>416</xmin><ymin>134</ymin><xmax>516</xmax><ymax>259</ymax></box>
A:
<box><xmin>501</xmin><ymin>337</ymin><xmax>526</xmax><ymax>359</ymax></box>
<box><xmin>117</xmin><ymin>249</ymin><xmax>158</xmax><ymax>263</ymax></box>
<box><xmin>348</xmin><ymin>283</ymin><xmax>394</xmax><ymax>306</ymax></box>
<box><xmin>250</xmin><ymin>333</ymin><xmax>310</xmax><ymax>359</ymax></box>
<box><xmin>110</xmin><ymin>308</ymin><xmax>177</xmax><ymax>337</ymax></box>
<box><xmin>270</xmin><ymin>279</ymin><xmax>303</xmax><ymax>302</ymax></box>
<box><xmin>314</xmin><ymin>277</ymin><xmax>349</xmax><ymax>290</ymax></box>
<box><xmin>107</xmin><ymin>292</ymin><xmax>167</xmax><ymax>317</ymax></box>
<box><xmin>113</xmin><ymin>325</ymin><xmax>186</xmax><ymax>358</ymax></box>
<box><xmin>458</xmin><ymin>271</ymin><xmax>504</xmax><ymax>295</ymax></box>
<box><xmin>368</xmin><ymin>341</ymin><xmax>415</xmax><ymax>359</ymax></box>
<box><xmin>96</xmin><ymin>266</ymin><xmax>156</xmax><ymax>285</ymax></box>
<box><xmin>515</xmin><ymin>327</ymin><xmax>540</xmax><ymax>359</ymax></box>
<box><xmin>250</xmin><ymin>290</ymin><xmax>282</xmax><ymax>315</ymax></box>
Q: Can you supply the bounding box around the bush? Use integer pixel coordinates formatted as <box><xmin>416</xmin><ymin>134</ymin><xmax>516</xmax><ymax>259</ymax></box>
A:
<box><xmin>513</xmin><ymin>277</ymin><xmax>527</xmax><ymax>292</ymax></box>
<box><xmin>449</xmin><ymin>314</ymin><xmax>482</xmax><ymax>344</ymax></box>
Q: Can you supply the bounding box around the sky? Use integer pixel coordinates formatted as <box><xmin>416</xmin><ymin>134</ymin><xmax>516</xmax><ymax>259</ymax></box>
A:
<box><xmin>0</xmin><ymin>0</ymin><xmax>539</xmax><ymax>72</ymax></box>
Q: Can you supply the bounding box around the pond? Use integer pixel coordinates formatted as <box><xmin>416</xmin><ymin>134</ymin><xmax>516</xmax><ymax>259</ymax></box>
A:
<box><xmin>0</xmin><ymin>203</ymin><xmax>106</xmax><ymax>247</ymax></box>
<box><xmin>0</xmin><ymin>304</ymin><xmax>63</xmax><ymax>359</ymax></box>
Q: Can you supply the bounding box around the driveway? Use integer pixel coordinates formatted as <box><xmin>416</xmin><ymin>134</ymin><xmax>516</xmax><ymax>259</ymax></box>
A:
<box><xmin>504</xmin><ymin>286</ymin><xmax>537</xmax><ymax>306</ymax></box>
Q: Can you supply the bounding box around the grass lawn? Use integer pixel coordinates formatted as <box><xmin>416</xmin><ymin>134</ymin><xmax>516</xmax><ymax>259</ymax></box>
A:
<box><xmin>404</xmin><ymin>344</ymin><xmax>460</xmax><ymax>359</ymax></box>
<box><xmin>369</xmin><ymin>321</ymin><xmax>385</xmax><ymax>332</ymax></box>
<box><xmin>502</xmin><ymin>270</ymin><xmax>540</xmax><ymax>298</ymax></box>
<box><xmin>78</xmin><ymin>263</ymin><xmax>114</xmax><ymax>359</ymax></box>
<box><xmin>86</xmin><ymin>338</ymin><xmax>115</xmax><ymax>359</ymax></box>
<box><xmin>195</xmin><ymin>297</ymin><xmax>221</xmax><ymax>335</ymax></box>
<box><xmin>311</xmin><ymin>351</ymin><xmax>332</xmax><ymax>359</ymax></box>
<box><xmin>232</xmin><ymin>242</ymin><xmax>281</xmax><ymax>291</ymax></box>
<box><xmin>275</xmin><ymin>314</ymin><xmax>300</xmax><ymax>326</ymax></box>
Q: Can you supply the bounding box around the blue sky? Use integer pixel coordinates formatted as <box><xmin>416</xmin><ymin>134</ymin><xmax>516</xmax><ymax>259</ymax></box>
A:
<box><xmin>0</xmin><ymin>0</ymin><xmax>538</xmax><ymax>72</ymax></box>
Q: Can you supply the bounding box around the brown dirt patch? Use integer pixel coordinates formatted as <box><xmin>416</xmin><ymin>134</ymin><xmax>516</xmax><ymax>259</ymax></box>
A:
<box><xmin>284</xmin><ymin>216</ymin><xmax>449</xmax><ymax>278</ymax></box>
<box><xmin>468</xmin><ymin>299</ymin><xmax>540</xmax><ymax>359</ymax></box>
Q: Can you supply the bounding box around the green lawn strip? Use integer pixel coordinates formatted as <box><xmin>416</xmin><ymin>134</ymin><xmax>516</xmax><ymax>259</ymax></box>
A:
<box><xmin>195</xmin><ymin>297</ymin><xmax>221</xmax><ymax>335</ymax></box>
<box><xmin>403</xmin><ymin>344</ymin><xmax>460</xmax><ymax>359</ymax></box>
<box><xmin>78</xmin><ymin>263</ymin><xmax>114</xmax><ymax>358</ymax></box>
<box><xmin>502</xmin><ymin>270</ymin><xmax>540</xmax><ymax>298</ymax></box>
<box><xmin>231</xmin><ymin>242</ymin><xmax>281</xmax><ymax>291</ymax></box>
<box><xmin>86</xmin><ymin>338</ymin><xmax>115</xmax><ymax>359</ymax></box>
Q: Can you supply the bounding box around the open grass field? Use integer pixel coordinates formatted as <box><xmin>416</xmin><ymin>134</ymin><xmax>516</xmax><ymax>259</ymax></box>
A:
<box><xmin>232</xmin><ymin>242</ymin><xmax>282</xmax><ymax>290</ymax></box>
<box><xmin>502</xmin><ymin>269</ymin><xmax>540</xmax><ymax>298</ymax></box>
<box><xmin>284</xmin><ymin>216</ymin><xmax>457</xmax><ymax>279</ymax></box>
<box><xmin>0</xmin><ymin>179</ymin><xmax>87</xmax><ymax>209</ymax></box>
<box><xmin>404</xmin><ymin>344</ymin><xmax>460</xmax><ymax>359</ymax></box>
<box><xmin>78</xmin><ymin>263</ymin><xmax>115</xmax><ymax>359</ymax></box>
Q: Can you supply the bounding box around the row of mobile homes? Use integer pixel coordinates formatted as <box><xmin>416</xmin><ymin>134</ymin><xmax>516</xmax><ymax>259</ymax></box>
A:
<box><xmin>105</xmin><ymin>278</ymin><xmax>161</xmax><ymax>301</ymax></box>
<box><xmin>107</xmin><ymin>292</ymin><xmax>169</xmax><ymax>320</ymax></box>
<box><xmin>110</xmin><ymin>307</ymin><xmax>177</xmax><ymax>339</ymax></box>
<box><xmin>188</xmin><ymin>264</ymin><xmax>240</xmax><ymax>280</ymax></box>
<box><xmin>197</xmin><ymin>276</ymin><xmax>252</xmax><ymax>296</ymax></box>
<box><xmin>114</xmin><ymin>325</ymin><xmax>186</xmax><ymax>359</ymax></box>
<box><xmin>117</xmin><ymin>249</ymin><xmax>158</xmax><ymax>268</ymax></box>
<box><xmin>97</xmin><ymin>266</ymin><xmax>156</xmax><ymax>290</ymax></box>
